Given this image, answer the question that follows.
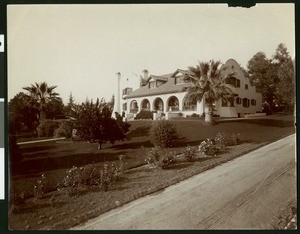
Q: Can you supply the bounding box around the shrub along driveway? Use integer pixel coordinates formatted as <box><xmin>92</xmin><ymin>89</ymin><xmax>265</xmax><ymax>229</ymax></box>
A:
<box><xmin>9</xmin><ymin>114</ymin><xmax>295</xmax><ymax>230</ymax></box>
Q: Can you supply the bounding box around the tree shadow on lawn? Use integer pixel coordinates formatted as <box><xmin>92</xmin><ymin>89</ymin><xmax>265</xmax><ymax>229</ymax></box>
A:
<box><xmin>11</xmin><ymin>150</ymin><xmax>128</xmax><ymax>176</ymax></box>
<box><xmin>110</xmin><ymin>140</ymin><xmax>153</xmax><ymax>150</ymax></box>
<box><xmin>126</xmin><ymin>126</ymin><xmax>151</xmax><ymax>138</ymax></box>
<box><xmin>217</xmin><ymin>118</ymin><xmax>294</xmax><ymax>128</ymax></box>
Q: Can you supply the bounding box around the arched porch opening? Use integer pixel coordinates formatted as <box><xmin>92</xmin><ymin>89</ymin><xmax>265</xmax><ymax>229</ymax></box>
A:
<box><xmin>141</xmin><ymin>99</ymin><xmax>150</xmax><ymax>111</ymax></box>
<box><xmin>182</xmin><ymin>95</ymin><xmax>197</xmax><ymax>111</ymax></box>
<box><xmin>153</xmin><ymin>98</ymin><xmax>164</xmax><ymax>112</ymax></box>
<box><xmin>167</xmin><ymin>96</ymin><xmax>179</xmax><ymax>112</ymax></box>
<box><xmin>130</xmin><ymin>100</ymin><xmax>139</xmax><ymax>113</ymax></box>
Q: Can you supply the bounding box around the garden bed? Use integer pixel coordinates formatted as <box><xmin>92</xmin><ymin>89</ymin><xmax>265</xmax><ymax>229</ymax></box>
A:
<box><xmin>8</xmin><ymin>114</ymin><xmax>295</xmax><ymax>230</ymax></box>
<box><xmin>9</xmin><ymin>141</ymin><xmax>269</xmax><ymax>230</ymax></box>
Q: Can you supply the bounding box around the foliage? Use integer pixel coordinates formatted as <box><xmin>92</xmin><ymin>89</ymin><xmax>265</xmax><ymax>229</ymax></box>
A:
<box><xmin>9</xmin><ymin>191</ymin><xmax>26</xmax><ymax>214</ymax></box>
<box><xmin>231</xmin><ymin>132</ymin><xmax>241</xmax><ymax>145</ymax></box>
<box><xmin>74</xmin><ymin>98</ymin><xmax>130</xmax><ymax>149</ymax></box>
<box><xmin>54</xmin><ymin>121</ymin><xmax>74</xmax><ymax>139</ymax></box>
<box><xmin>9</xmin><ymin>135</ymin><xmax>23</xmax><ymax>164</ymax></box>
<box><xmin>22</xmin><ymin>82</ymin><xmax>61</xmax><ymax>121</ymax></box>
<box><xmin>199</xmin><ymin>139</ymin><xmax>218</xmax><ymax>156</ymax></box>
<box><xmin>182</xmin><ymin>60</ymin><xmax>234</xmax><ymax>124</ymax></box>
<box><xmin>134</xmin><ymin>110</ymin><xmax>153</xmax><ymax>120</ymax></box>
<box><xmin>199</xmin><ymin>132</ymin><xmax>227</xmax><ymax>156</ymax></box>
<box><xmin>247</xmin><ymin>43</ymin><xmax>295</xmax><ymax>114</ymax></box>
<box><xmin>58</xmin><ymin>158</ymin><xmax>126</xmax><ymax>196</ymax></box>
<box><xmin>183</xmin><ymin>145</ymin><xmax>198</xmax><ymax>162</ymax></box>
<box><xmin>36</xmin><ymin>120</ymin><xmax>60</xmax><ymax>137</ymax></box>
<box><xmin>33</xmin><ymin>174</ymin><xmax>46</xmax><ymax>200</ymax></box>
<box><xmin>214</xmin><ymin>132</ymin><xmax>226</xmax><ymax>152</ymax></box>
<box><xmin>9</xmin><ymin>92</ymin><xmax>39</xmax><ymax>133</ymax></box>
<box><xmin>144</xmin><ymin>147</ymin><xmax>176</xmax><ymax>169</ymax></box>
<box><xmin>63</xmin><ymin>92</ymin><xmax>77</xmax><ymax>118</ymax></box>
<box><xmin>149</xmin><ymin>120</ymin><xmax>178</xmax><ymax>148</ymax></box>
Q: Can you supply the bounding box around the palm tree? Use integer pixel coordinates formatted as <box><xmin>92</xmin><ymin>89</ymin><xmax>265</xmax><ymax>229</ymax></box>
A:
<box><xmin>23</xmin><ymin>82</ymin><xmax>60</xmax><ymax>121</ymax></box>
<box><xmin>182</xmin><ymin>60</ymin><xmax>235</xmax><ymax>124</ymax></box>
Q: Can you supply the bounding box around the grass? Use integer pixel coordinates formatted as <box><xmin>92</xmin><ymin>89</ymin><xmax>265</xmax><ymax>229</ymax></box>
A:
<box><xmin>9</xmin><ymin>114</ymin><xmax>295</xmax><ymax>230</ymax></box>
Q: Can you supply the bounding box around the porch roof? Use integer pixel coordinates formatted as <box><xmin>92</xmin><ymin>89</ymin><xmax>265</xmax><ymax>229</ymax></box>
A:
<box><xmin>124</xmin><ymin>75</ymin><xmax>191</xmax><ymax>99</ymax></box>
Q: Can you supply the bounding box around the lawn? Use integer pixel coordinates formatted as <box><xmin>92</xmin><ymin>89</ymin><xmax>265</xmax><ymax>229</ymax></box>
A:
<box><xmin>9</xmin><ymin>114</ymin><xmax>295</xmax><ymax>230</ymax></box>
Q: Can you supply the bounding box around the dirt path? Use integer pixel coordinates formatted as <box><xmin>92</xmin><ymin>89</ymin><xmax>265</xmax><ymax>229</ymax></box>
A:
<box><xmin>72</xmin><ymin>134</ymin><xmax>296</xmax><ymax>230</ymax></box>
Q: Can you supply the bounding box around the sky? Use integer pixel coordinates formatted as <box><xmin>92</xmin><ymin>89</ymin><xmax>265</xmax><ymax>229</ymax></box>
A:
<box><xmin>7</xmin><ymin>3</ymin><xmax>295</xmax><ymax>105</ymax></box>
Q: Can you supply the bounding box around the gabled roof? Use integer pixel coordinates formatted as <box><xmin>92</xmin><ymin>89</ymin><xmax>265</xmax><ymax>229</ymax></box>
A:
<box><xmin>124</xmin><ymin>71</ymin><xmax>190</xmax><ymax>99</ymax></box>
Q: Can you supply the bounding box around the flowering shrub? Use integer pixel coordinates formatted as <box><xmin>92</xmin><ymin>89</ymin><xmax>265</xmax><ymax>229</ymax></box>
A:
<box><xmin>199</xmin><ymin>139</ymin><xmax>218</xmax><ymax>156</ymax></box>
<box><xmin>9</xmin><ymin>191</ymin><xmax>26</xmax><ymax>214</ymax></box>
<box><xmin>183</xmin><ymin>145</ymin><xmax>198</xmax><ymax>162</ymax></box>
<box><xmin>33</xmin><ymin>174</ymin><xmax>46</xmax><ymax>200</ymax></box>
<box><xmin>158</xmin><ymin>152</ymin><xmax>175</xmax><ymax>169</ymax></box>
<box><xmin>144</xmin><ymin>147</ymin><xmax>176</xmax><ymax>169</ymax></box>
<box><xmin>214</xmin><ymin>132</ymin><xmax>226</xmax><ymax>152</ymax></box>
<box><xmin>58</xmin><ymin>157</ymin><xmax>126</xmax><ymax>196</ymax></box>
<box><xmin>231</xmin><ymin>132</ymin><xmax>241</xmax><ymax>145</ymax></box>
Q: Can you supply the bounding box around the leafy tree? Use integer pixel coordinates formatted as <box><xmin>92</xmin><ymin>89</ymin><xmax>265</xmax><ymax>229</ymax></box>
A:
<box><xmin>182</xmin><ymin>60</ymin><xmax>234</xmax><ymax>124</ymax></box>
<box><xmin>74</xmin><ymin>98</ymin><xmax>130</xmax><ymax>149</ymax></box>
<box><xmin>64</xmin><ymin>92</ymin><xmax>77</xmax><ymax>118</ymax></box>
<box><xmin>8</xmin><ymin>92</ymin><xmax>39</xmax><ymax>133</ymax></box>
<box><xmin>273</xmin><ymin>43</ymin><xmax>295</xmax><ymax>113</ymax></box>
<box><xmin>247</xmin><ymin>44</ymin><xmax>295</xmax><ymax>114</ymax></box>
<box><xmin>247</xmin><ymin>52</ymin><xmax>279</xmax><ymax>114</ymax></box>
<box><xmin>22</xmin><ymin>82</ymin><xmax>61</xmax><ymax>121</ymax></box>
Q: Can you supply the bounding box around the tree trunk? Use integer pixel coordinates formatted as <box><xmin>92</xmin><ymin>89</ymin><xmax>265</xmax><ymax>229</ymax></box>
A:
<box><xmin>204</xmin><ymin>104</ymin><xmax>213</xmax><ymax>125</ymax></box>
<box><xmin>97</xmin><ymin>142</ymin><xmax>102</xmax><ymax>150</ymax></box>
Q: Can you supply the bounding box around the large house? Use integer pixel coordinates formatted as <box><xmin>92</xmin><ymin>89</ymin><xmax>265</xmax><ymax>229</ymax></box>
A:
<box><xmin>121</xmin><ymin>59</ymin><xmax>263</xmax><ymax>120</ymax></box>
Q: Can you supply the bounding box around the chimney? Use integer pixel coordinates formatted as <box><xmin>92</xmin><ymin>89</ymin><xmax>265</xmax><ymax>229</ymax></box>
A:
<box><xmin>116</xmin><ymin>72</ymin><xmax>121</xmax><ymax>115</ymax></box>
<box><xmin>142</xmin><ymin>69</ymin><xmax>148</xmax><ymax>80</ymax></box>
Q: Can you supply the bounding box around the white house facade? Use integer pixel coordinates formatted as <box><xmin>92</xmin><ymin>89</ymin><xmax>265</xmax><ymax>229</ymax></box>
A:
<box><xmin>122</xmin><ymin>59</ymin><xmax>263</xmax><ymax>120</ymax></box>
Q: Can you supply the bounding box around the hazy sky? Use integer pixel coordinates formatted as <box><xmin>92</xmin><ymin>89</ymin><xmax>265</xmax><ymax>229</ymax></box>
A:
<box><xmin>7</xmin><ymin>4</ymin><xmax>295</xmax><ymax>104</ymax></box>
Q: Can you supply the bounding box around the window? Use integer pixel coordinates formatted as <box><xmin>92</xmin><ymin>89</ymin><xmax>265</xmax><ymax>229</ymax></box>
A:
<box><xmin>243</xmin><ymin>98</ymin><xmax>250</xmax><ymax>107</ymax></box>
<box><xmin>175</xmin><ymin>76</ymin><xmax>184</xmax><ymax>85</ymax></box>
<box><xmin>237</xmin><ymin>80</ymin><xmax>240</xmax><ymax>87</ymax></box>
<box><xmin>149</xmin><ymin>81</ymin><xmax>155</xmax><ymax>89</ymax></box>
<box><xmin>236</xmin><ymin>97</ymin><xmax>241</xmax><ymax>104</ymax></box>
<box><xmin>123</xmin><ymin>103</ymin><xmax>127</xmax><ymax>111</ymax></box>
<box><xmin>245</xmin><ymin>84</ymin><xmax>248</xmax><ymax>90</ymax></box>
<box><xmin>251</xmin><ymin>99</ymin><xmax>256</xmax><ymax>106</ymax></box>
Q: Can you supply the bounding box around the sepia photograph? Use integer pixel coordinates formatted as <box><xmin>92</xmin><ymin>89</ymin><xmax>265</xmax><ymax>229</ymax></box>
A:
<box><xmin>6</xmin><ymin>3</ymin><xmax>296</xmax><ymax>230</ymax></box>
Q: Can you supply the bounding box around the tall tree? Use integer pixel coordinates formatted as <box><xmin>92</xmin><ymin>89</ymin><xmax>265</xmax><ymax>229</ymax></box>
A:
<box><xmin>182</xmin><ymin>60</ymin><xmax>234</xmax><ymax>124</ymax></box>
<box><xmin>74</xmin><ymin>98</ymin><xmax>130</xmax><ymax>149</ymax></box>
<box><xmin>247</xmin><ymin>52</ymin><xmax>279</xmax><ymax>114</ymax></box>
<box><xmin>272</xmin><ymin>44</ymin><xmax>295</xmax><ymax>113</ymax></box>
<box><xmin>247</xmin><ymin>44</ymin><xmax>295</xmax><ymax>114</ymax></box>
<box><xmin>64</xmin><ymin>92</ymin><xmax>77</xmax><ymax>118</ymax></box>
<box><xmin>9</xmin><ymin>92</ymin><xmax>39</xmax><ymax>133</ymax></box>
<box><xmin>23</xmin><ymin>82</ymin><xmax>61</xmax><ymax>121</ymax></box>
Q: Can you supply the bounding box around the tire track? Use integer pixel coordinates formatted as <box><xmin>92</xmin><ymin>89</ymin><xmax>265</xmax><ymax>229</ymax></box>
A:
<box><xmin>198</xmin><ymin>160</ymin><xmax>295</xmax><ymax>229</ymax></box>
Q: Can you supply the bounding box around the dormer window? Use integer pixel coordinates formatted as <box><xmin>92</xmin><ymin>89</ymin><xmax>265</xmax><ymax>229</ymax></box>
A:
<box><xmin>149</xmin><ymin>81</ymin><xmax>155</xmax><ymax>89</ymax></box>
<box><xmin>175</xmin><ymin>76</ymin><xmax>184</xmax><ymax>85</ymax></box>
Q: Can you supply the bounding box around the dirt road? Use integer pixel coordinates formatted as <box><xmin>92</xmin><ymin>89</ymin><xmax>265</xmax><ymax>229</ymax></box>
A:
<box><xmin>72</xmin><ymin>134</ymin><xmax>296</xmax><ymax>230</ymax></box>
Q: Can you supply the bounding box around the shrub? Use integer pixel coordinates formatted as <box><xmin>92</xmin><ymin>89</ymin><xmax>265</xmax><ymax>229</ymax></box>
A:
<box><xmin>54</xmin><ymin>121</ymin><xmax>74</xmax><ymax>139</ymax></box>
<box><xmin>33</xmin><ymin>174</ymin><xmax>46</xmax><ymax>200</ymax></box>
<box><xmin>214</xmin><ymin>132</ymin><xmax>226</xmax><ymax>152</ymax></box>
<box><xmin>134</xmin><ymin>110</ymin><xmax>153</xmax><ymax>120</ymax></box>
<box><xmin>184</xmin><ymin>145</ymin><xmax>198</xmax><ymax>162</ymax></box>
<box><xmin>199</xmin><ymin>139</ymin><xmax>218</xmax><ymax>156</ymax></box>
<box><xmin>149</xmin><ymin>120</ymin><xmax>178</xmax><ymax>148</ymax></box>
<box><xmin>9</xmin><ymin>135</ymin><xmax>23</xmax><ymax>164</ymax></box>
<box><xmin>58</xmin><ymin>158</ymin><xmax>126</xmax><ymax>196</ymax></box>
<box><xmin>9</xmin><ymin>191</ymin><xmax>26</xmax><ymax>214</ymax></box>
<box><xmin>144</xmin><ymin>147</ymin><xmax>176</xmax><ymax>169</ymax></box>
<box><xmin>37</xmin><ymin>120</ymin><xmax>60</xmax><ymax>137</ymax></box>
<box><xmin>231</xmin><ymin>132</ymin><xmax>241</xmax><ymax>145</ymax></box>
